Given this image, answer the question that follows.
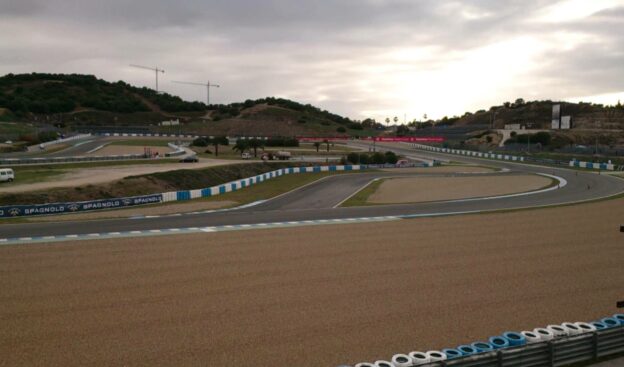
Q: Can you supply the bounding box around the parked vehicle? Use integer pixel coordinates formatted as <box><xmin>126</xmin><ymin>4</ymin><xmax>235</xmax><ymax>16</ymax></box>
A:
<box><xmin>0</xmin><ymin>168</ymin><xmax>15</xmax><ymax>182</ymax></box>
<box><xmin>179</xmin><ymin>155</ymin><xmax>199</xmax><ymax>163</ymax></box>
<box><xmin>241</xmin><ymin>152</ymin><xmax>252</xmax><ymax>159</ymax></box>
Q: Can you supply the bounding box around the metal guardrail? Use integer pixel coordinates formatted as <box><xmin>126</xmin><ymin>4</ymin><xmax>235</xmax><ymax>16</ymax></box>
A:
<box><xmin>0</xmin><ymin>154</ymin><xmax>151</xmax><ymax>165</ymax></box>
<box><xmin>375</xmin><ymin>327</ymin><xmax>624</xmax><ymax>367</ymax></box>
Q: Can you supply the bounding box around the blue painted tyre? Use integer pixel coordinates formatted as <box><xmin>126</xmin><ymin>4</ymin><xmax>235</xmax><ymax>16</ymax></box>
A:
<box><xmin>471</xmin><ymin>342</ymin><xmax>494</xmax><ymax>353</ymax></box>
<box><xmin>502</xmin><ymin>332</ymin><xmax>526</xmax><ymax>346</ymax></box>
<box><xmin>602</xmin><ymin>317</ymin><xmax>620</xmax><ymax>328</ymax></box>
<box><xmin>614</xmin><ymin>314</ymin><xmax>624</xmax><ymax>325</ymax></box>
<box><xmin>591</xmin><ymin>321</ymin><xmax>607</xmax><ymax>330</ymax></box>
<box><xmin>457</xmin><ymin>345</ymin><xmax>478</xmax><ymax>355</ymax></box>
<box><xmin>441</xmin><ymin>348</ymin><xmax>462</xmax><ymax>360</ymax></box>
<box><xmin>489</xmin><ymin>336</ymin><xmax>510</xmax><ymax>349</ymax></box>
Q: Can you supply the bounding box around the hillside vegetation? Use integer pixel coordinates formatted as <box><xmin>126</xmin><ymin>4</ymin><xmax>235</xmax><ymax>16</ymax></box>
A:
<box><xmin>0</xmin><ymin>73</ymin><xmax>372</xmax><ymax>137</ymax></box>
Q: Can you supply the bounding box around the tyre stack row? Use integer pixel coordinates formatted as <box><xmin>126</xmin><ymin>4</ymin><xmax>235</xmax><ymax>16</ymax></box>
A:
<box><xmin>341</xmin><ymin>314</ymin><xmax>624</xmax><ymax>367</ymax></box>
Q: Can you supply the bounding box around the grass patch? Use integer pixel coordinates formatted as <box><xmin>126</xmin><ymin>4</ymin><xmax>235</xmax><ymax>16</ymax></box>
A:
<box><xmin>340</xmin><ymin>178</ymin><xmax>385</xmax><ymax>207</ymax></box>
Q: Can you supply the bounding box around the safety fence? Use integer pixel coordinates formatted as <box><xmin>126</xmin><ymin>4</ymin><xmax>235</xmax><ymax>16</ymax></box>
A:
<box><xmin>412</xmin><ymin>144</ymin><xmax>618</xmax><ymax>171</ymax></box>
<box><xmin>343</xmin><ymin>315</ymin><xmax>624</xmax><ymax>367</ymax></box>
<box><xmin>0</xmin><ymin>154</ymin><xmax>150</xmax><ymax>166</ymax></box>
<box><xmin>0</xmin><ymin>164</ymin><xmax>377</xmax><ymax>218</ymax></box>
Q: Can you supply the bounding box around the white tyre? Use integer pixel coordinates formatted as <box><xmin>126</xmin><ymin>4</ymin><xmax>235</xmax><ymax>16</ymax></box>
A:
<box><xmin>547</xmin><ymin>324</ymin><xmax>568</xmax><ymax>337</ymax></box>
<box><xmin>390</xmin><ymin>354</ymin><xmax>412</xmax><ymax>367</ymax></box>
<box><xmin>426</xmin><ymin>351</ymin><xmax>447</xmax><ymax>362</ymax></box>
<box><xmin>533</xmin><ymin>328</ymin><xmax>555</xmax><ymax>341</ymax></box>
<box><xmin>374</xmin><ymin>361</ymin><xmax>394</xmax><ymax>367</ymax></box>
<box><xmin>521</xmin><ymin>331</ymin><xmax>541</xmax><ymax>343</ymax></box>
<box><xmin>561</xmin><ymin>322</ymin><xmax>583</xmax><ymax>335</ymax></box>
<box><xmin>574</xmin><ymin>322</ymin><xmax>597</xmax><ymax>333</ymax></box>
<box><xmin>408</xmin><ymin>351</ymin><xmax>430</xmax><ymax>365</ymax></box>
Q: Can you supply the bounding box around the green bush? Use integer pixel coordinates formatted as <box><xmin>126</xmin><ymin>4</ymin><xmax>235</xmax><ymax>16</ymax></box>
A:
<box><xmin>336</xmin><ymin>126</ymin><xmax>347</xmax><ymax>133</ymax></box>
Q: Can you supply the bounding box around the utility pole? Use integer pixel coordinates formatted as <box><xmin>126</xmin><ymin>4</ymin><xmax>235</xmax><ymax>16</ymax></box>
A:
<box><xmin>129</xmin><ymin>64</ymin><xmax>165</xmax><ymax>92</ymax></box>
<box><xmin>172</xmin><ymin>80</ymin><xmax>220</xmax><ymax>105</ymax></box>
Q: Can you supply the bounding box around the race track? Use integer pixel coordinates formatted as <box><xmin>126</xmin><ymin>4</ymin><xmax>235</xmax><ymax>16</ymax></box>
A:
<box><xmin>2</xmin><ymin>143</ymin><xmax>624</xmax><ymax>240</ymax></box>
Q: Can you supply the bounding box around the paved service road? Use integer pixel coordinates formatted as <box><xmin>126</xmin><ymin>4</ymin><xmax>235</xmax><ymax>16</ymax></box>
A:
<box><xmin>2</xmin><ymin>143</ymin><xmax>624</xmax><ymax>239</ymax></box>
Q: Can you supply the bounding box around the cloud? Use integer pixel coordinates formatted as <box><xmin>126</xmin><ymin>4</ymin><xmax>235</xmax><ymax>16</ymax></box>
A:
<box><xmin>0</xmin><ymin>0</ymin><xmax>623</xmax><ymax>120</ymax></box>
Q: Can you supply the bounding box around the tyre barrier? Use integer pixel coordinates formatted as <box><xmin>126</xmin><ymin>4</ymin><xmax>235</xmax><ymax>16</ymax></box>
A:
<box><xmin>408</xmin><ymin>351</ymin><xmax>429</xmax><ymax>365</ymax></box>
<box><xmin>374</xmin><ymin>361</ymin><xmax>393</xmax><ymax>367</ymax></box>
<box><xmin>440</xmin><ymin>348</ymin><xmax>462</xmax><ymax>360</ymax></box>
<box><xmin>424</xmin><ymin>351</ymin><xmax>446</xmax><ymax>362</ymax></box>
<box><xmin>521</xmin><ymin>330</ymin><xmax>542</xmax><ymax>343</ymax></box>
<box><xmin>561</xmin><ymin>322</ymin><xmax>583</xmax><ymax>336</ymax></box>
<box><xmin>470</xmin><ymin>341</ymin><xmax>494</xmax><ymax>352</ymax></box>
<box><xmin>591</xmin><ymin>321</ymin><xmax>608</xmax><ymax>330</ymax></box>
<box><xmin>341</xmin><ymin>314</ymin><xmax>624</xmax><ymax>367</ymax></box>
<box><xmin>533</xmin><ymin>327</ymin><xmax>555</xmax><ymax>341</ymax></box>
<box><xmin>391</xmin><ymin>354</ymin><xmax>412</xmax><ymax>367</ymax></box>
<box><xmin>602</xmin><ymin>317</ymin><xmax>620</xmax><ymax>328</ymax></box>
<box><xmin>456</xmin><ymin>345</ymin><xmax>478</xmax><ymax>356</ymax></box>
<box><xmin>488</xmin><ymin>336</ymin><xmax>510</xmax><ymax>349</ymax></box>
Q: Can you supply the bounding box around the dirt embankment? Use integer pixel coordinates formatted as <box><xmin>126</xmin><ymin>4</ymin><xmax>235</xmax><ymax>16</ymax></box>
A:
<box><xmin>1</xmin><ymin>197</ymin><xmax>623</xmax><ymax>366</ymax></box>
<box><xmin>0</xmin><ymin>162</ymin><xmax>301</xmax><ymax>205</ymax></box>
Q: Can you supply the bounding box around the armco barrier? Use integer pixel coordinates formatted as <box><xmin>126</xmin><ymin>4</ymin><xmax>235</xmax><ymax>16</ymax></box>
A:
<box><xmin>412</xmin><ymin>144</ymin><xmax>619</xmax><ymax>171</ymax></box>
<box><xmin>30</xmin><ymin>133</ymin><xmax>92</xmax><ymax>150</ymax></box>
<box><xmin>0</xmin><ymin>164</ymin><xmax>374</xmax><ymax>218</ymax></box>
<box><xmin>164</xmin><ymin>143</ymin><xmax>186</xmax><ymax>157</ymax></box>
<box><xmin>0</xmin><ymin>154</ymin><xmax>149</xmax><ymax>166</ymax></box>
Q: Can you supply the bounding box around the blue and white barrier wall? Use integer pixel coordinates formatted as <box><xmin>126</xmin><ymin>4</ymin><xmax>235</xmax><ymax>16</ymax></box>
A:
<box><xmin>569</xmin><ymin>160</ymin><xmax>615</xmax><ymax>171</ymax></box>
<box><xmin>413</xmin><ymin>143</ymin><xmax>618</xmax><ymax>171</ymax></box>
<box><xmin>0</xmin><ymin>165</ymin><xmax>364</xmax><ymax>218</ymax></box>
<box><xmin>412</xmin><ymin>144</ymin><xmax>525</xmax><ymax>162</ymax></box>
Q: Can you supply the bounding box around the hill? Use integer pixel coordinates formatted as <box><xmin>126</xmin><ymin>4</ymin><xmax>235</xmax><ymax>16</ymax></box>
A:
<box><xmin>432</xmin><ymin>99</ymin><xmax>624</xmax><ymax>130</ymax></box>
<box><xmin>0</xmin><ymin>73</ymin><xmax>372</xmax><ymax>138</ymax></box>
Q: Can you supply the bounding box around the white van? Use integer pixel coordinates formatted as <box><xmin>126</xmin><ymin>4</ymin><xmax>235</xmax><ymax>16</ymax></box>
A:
<box><xmin>0</xmin><ymin>168</ymin><xmax>14</xmax><ymax>182</ymax></box>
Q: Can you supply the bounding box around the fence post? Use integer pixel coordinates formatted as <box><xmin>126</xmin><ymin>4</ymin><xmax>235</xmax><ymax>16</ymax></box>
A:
<box><xmin>497</xmin><ymin>350</ymin><xmax>503</xmax><ymax>367</ymax></box>
<box><xmin>549</xmin><ymin>341</ymin><xmax>555</xmax><ymax>367</ymax></box>
<box><xmin>592</xmin><ymin>332</ymin><xmax>599</xmax><ymax>361</ymax></box>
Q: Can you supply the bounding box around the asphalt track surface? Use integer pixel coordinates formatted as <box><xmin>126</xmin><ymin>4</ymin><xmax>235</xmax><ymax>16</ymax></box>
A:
<box><xmin>2</xmin><ymin>143</ymin><xmax>624</xmax><ymax>239</ymax></box>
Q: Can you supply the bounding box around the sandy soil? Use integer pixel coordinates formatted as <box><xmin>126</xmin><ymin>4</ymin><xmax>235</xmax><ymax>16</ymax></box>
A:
<box><xmin>1</xmin><ymin>197</ymin><xmax>623</xmax><ymax>366</ymax></box>
<box><xmin>380</xmin><ymin>165</ymin><xmax>494</xmax><ymax>174</ymax></box>
<box><xmin>368</xmin><ymin>174</ymin><xmax>552</xmax><ymax>204</ymax></box>
<box><xmin>0</xmin><ymin>159</ymin><xmax>245</xmax><ymax>194</ymax></box>
<box><xmin>87</xmin><ymin>145</ymin><xmax>173</xmax><ymax>156</ymax></box>
<box><xmin>28</xmin><ymin>200</ymin><xmax>236</xmax><ymax>222</ymax></box>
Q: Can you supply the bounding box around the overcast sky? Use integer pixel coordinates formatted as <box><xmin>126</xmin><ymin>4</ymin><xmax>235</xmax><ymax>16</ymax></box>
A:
<box><xmin>1</xmin><ymin>0</ymin><xmax>623</xmax><ymax>120</ymax></box>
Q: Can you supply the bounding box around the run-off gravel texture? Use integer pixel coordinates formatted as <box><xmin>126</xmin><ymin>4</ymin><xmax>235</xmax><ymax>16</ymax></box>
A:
<box><xmin>1</xmin><ymin>198</ymin><xmax>623</xmax><ymax>367</ymax></box>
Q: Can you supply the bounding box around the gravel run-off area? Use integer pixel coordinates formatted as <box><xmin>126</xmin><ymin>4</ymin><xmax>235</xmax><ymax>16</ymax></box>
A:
<box><xmin>367</xmin><ymin>174</ymin><xmax>553</xmax><ymax>204</ymax></box>
<box><xmin>1</xmin><ymin>197</ymin><xmax>623</xmax><ymax>366</ymax></box>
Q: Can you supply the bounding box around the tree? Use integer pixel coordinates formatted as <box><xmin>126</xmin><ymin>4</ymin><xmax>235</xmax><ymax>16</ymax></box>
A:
<box><xmin>323</xmin><ymin>139</ymin><xmax>330</xmax><ymax>153</ymax></box>
<box><xmin>336</xmin><ymin>126</ymin><xmax>346</xmax><ymax>133</ymax></box>
<box><xmin>208</xmin><ymin>136</ymin><xmax>229</xmax><ymax>156</ymax></box>
<box><xmin>346</xmin><ymin>152</ymin><xmax>359</xmax><ymax>164</ymax></box>
<box><xmin>313</xmin><ymin>142</ymin><xmax>321</xmax><ymax>152</ymax></box>
<box><xmin>396</xmin><ymin>125</ymin><xmax>410</xmax><ymax>136</ymax></box>
<box><xmin>384</xmin><ymin>151</ymin><xmax>398</xmax><ymax>164</ymax></box>
<box><xmin>232</xmin><ymin>139</ymin><xmax>250</xmax><ymax>155</ymax></box>
<box><xmin>385</xmin><ymin>117</ymin><xmax>390</xmax><ymax>126</ymax></box>
<box><xmin>248</xmin><ymin>138</ymin><xmax>264</xmax><ymax>158</ymax></box>
<box><xmin>393</xmin><ymin>116</ymin><xmax>399</xmax><ymax>124</ymax></box>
